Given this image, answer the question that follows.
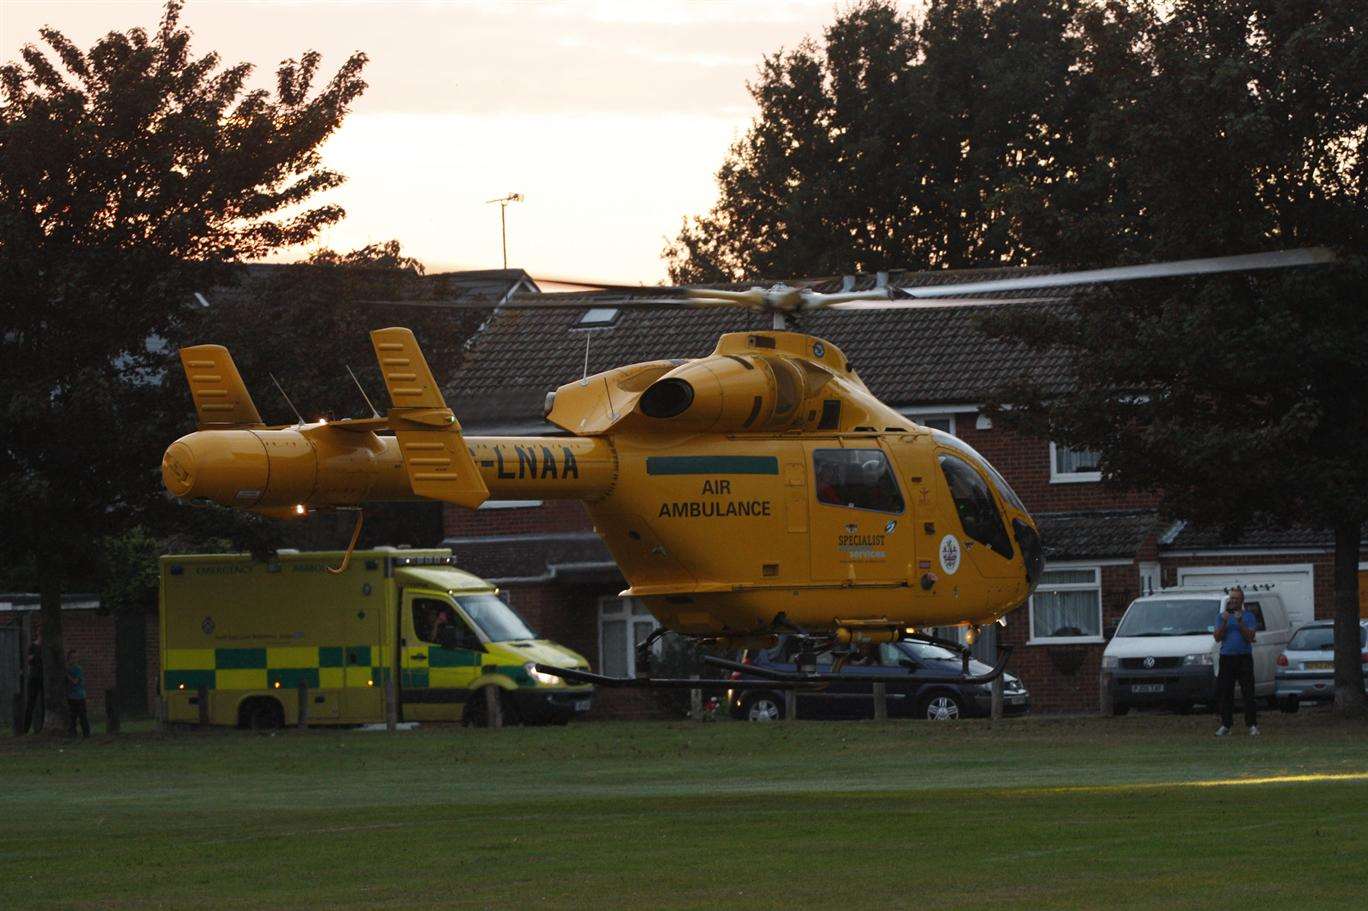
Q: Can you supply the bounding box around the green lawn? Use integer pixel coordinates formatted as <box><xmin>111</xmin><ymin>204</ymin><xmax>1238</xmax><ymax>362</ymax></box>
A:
<box><xmin>3</xmin><ymin>712</ymin><xmax>1366</xmax><ymax>910</ymax></box>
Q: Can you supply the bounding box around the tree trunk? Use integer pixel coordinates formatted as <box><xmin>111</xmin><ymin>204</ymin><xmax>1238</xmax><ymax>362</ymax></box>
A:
<box><xmin>1331</xmin><ymin>521</ymin><xmax>1368</xmax><ymax>718</ymax></box>
<box><xmin>38</xmin><ymin>550</ymin><xmax>70</xmax><ymax>734</ymax></box>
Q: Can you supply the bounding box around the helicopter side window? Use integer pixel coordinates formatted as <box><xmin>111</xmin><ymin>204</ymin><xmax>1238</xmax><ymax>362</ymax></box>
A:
<box><xmin>813</xmin><ymin>449</ymin><xmax>904</xmax><ymax>513</ymax></box>
<box><xmin>937</xmin><ymin>454</ymin><xmax>1013</xmax><ymax>559</ymax></box>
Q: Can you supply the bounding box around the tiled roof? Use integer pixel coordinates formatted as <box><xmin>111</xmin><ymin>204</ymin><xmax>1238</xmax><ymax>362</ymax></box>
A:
<box><xmin>1162</xmin><ymin>520</ymin><xmax>1368</xmax><ymax>551</ymax></box>
<box><xmin>441</xmin><ymin>532</ymin><xmax>618</xmax><ymax>584</ymax></box>
<box><xmin>446</xmin><ymin>264</ymin><xmax>1083</xmax><ymax>428</ymax></box>
<box><xmin>1036</xmin><ymin>510</ymin><xmax>1159</xmax><ymax>560</ymax></box>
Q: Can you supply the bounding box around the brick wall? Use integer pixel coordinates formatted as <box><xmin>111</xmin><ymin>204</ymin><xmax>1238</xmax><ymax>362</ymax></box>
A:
<box><xmin>443</xmin><ymin>500</ymin><xmax>593</xmax><ymax>538</ymax></box>
<box><xmin>954</xmin><ymin>421</ymin><xmax>1160</xmax><ymax>515</ymax></box>
<box><xmin>999</xmin><ymin>562</ymin><xmax>1137</xmax><ymax>713</ymax></box>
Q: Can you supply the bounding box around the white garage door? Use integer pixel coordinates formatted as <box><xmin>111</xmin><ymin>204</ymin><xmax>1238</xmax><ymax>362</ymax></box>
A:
<box><xmin>1175</xmin><ymin>564</ymin><xmax>1316</xmax><ymax>628</ymax></box>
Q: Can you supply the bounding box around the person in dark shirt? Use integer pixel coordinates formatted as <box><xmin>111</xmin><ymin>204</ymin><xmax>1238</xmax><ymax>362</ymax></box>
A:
<box><xmin>23</xmin><ymin>626</ymin><xmax>44</xmax><ymax>734</ymax></box>
<box><xmin>65</xmin><ymin>648</ymin><xmax>90</xmax><ymax>738</ymax></box>
<box><xmin>1214</xmin><ymin>587</ymin><xmax>1259</xmax><ymax>736</ymax></box>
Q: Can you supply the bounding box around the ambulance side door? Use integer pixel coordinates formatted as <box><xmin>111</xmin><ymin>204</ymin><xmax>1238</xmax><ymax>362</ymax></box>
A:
<box><xmin>400</xmin><ymin>589</ymin><xmax>482</xmax><ymax>721</ymax></box>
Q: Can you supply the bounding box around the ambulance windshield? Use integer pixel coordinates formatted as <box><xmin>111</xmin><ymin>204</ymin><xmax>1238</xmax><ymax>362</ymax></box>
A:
<box><xmin>457</xmin><ymin>593</ymin><xmax>535</xmax><ymax>642</ymax></box>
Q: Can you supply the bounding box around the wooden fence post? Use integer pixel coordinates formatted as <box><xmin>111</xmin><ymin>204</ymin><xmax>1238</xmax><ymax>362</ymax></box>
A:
<box><xmin>872</xmin><ymin>682</ymin><xmax>888</xmax><ymax>721</ymax></box>
<box><xmin>104</xmin><ymin>688</ymin><xmax>120</xmax><ymax>734</ymax></box>
<box><xmin>384</xmin><ymin>673</ymin><xmax>397</xmax><ymax>732</ymax></box>
<box><xmin>689</xmin><ymin>674</ymin><xmax>702</xmax><ymax>721</ymax></box>
<box><xmin>296</xmin><ymin>681</ymin><xmax>309</xmax><ymax>730</ymax></box>
<box><xmin>196</xmin><ymin>684</ymin><xmax>209</xmax><ymax>727</ymax></box>
<box><xmin>784</xmin><ymin>689</ymin><xmax>796</xmax><ymax>721</ymax></box>
<box><xmin>153</xmin><ymin>695</ymin><xmax>166</xmax><ymax>732</ymax></box>
<box><xmin>11</xmin><ymin>692</ymin><xmax>21</xmax><ymax>736</ymax></box>
<box><xmin>484</xmin><ymin>685</ymin><xmax>503</xmax><ymax>729</ymax></box>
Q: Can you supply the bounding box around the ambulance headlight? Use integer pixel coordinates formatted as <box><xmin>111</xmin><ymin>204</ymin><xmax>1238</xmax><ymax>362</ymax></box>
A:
<box><xmin>526</xmin><ymin>662</ymin><xmax>563</xmax><ymax>686</ymax></box>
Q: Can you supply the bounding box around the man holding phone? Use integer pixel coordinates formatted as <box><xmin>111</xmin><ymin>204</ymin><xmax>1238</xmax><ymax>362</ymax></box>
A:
<box><xmin>1214</xmin><ymin>587</ymin><xmax>1259</xmax><ymax>736</ymax></box>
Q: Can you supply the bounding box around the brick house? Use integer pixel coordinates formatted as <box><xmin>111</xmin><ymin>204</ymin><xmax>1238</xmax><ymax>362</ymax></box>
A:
<box><xmin>440</xmin><ymin>267</ymin><xmax>1368</xmax><ymax>716</ymax></box>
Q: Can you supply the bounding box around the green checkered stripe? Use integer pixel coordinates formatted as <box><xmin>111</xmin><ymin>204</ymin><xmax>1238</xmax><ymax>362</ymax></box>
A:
<box><xmin>164</xmin><ymin>645</ymin><xmax>383</xmax><ymax>691</ymax></box>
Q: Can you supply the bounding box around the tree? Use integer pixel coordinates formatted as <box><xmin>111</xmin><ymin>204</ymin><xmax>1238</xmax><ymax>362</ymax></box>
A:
<box><xmin>982</xmin><ymin>1</ymin><xmax>1368</xmax><ymax>716</ymax></box>
<box><xmin>0</xmin><ymin>1</ymin><xmax>368</xmax><ymax>730</ymax></box>
<box><xmin>664</xmin><ymin>0</ymin><xmax>1083</xmax><ymax>282</ymax></box>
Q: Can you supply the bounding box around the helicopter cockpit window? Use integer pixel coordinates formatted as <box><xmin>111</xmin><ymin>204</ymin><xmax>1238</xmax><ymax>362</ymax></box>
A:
<box><xmin>813</xmin><ymin>449</ymin><xmax>904</xmax><ymax>513</ymax></box>
<box><xmin>938</xmin><ymin>454</ymin><xmax>1013</xmax><ymax>559</ymax></box>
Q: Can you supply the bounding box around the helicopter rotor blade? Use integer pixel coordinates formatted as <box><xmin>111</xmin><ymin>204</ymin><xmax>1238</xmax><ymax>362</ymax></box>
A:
<box><xmin>892</xmin><ymin>247</ymin><xmax>1336</xmax><ymax>299</ymax></box>
<box><xmin>827</xmin><ymin>295</ymin><xmax>1070</xmax><ymax>311</ymax></box>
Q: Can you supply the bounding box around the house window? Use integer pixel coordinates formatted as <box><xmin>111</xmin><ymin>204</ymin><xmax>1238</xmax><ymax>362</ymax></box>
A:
<box><xmin>1029</xmin><ymin>566</ymin><xmax>1103</xmax><ymax>643</ymax></box>
<box><xmin>598</xmin><ymin>597</ymin><xmax>659</xmax><ymax>677</ymax></box>
<box><xmin>1049</xmin><ymin>442</ymin><xmax>1102</xmax><ymax>483</ymax></box>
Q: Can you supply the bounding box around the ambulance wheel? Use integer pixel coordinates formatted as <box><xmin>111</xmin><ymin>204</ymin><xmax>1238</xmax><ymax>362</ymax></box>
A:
<box><xmin>240</xmin><ymin>698</ymin><xmax>283</xmax><ymax>731</ymax></box>
<box><xmin>464</xmin><ymin>688</ymin><xmax>519</xmax><ymax>728</ymax></box>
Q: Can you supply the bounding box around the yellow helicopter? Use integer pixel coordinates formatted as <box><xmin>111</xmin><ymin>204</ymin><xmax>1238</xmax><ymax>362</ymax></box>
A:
<box><xmin>162</xmin><ymin>247</ymin><xmax>1334</xmax><ymax>689</ymax></box>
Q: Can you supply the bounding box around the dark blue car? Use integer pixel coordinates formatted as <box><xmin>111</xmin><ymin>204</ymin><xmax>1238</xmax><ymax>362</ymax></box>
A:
<box><xmin>728</xmin><ymin>637</ymin><xmax>1030</xmax><ymax>721</ymax></box>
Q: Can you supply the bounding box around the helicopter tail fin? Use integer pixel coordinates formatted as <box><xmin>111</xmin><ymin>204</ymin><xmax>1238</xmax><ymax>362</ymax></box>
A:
<box><xmin>179</xmin><ymin>345</ymin><xmax>265</xmax><ymax>429</ymax></box>
<box><xmin>369</xmin><ymin>327</ymin><xmax>489</xmax><ymax>509</ymax></box>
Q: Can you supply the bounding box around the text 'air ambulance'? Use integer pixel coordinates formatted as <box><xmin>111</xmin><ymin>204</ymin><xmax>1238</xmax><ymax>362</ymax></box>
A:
<box><xmin>160</xmin><ymin>548</ymin><xmax>593</xmax><ymax>727</ymax></box>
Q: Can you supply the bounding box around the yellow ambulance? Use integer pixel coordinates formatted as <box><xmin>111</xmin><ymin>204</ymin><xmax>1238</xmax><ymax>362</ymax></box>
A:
<box><xmin>159</xmin><ymin>548</ymin><xmax>593</xmax><ymax>727</ymax></box>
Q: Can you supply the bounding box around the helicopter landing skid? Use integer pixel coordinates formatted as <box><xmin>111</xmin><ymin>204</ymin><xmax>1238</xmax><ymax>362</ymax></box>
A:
<box><xmin>534</xmin><ymin>665</ymin><xmax>817</xmax><ymax>690</ymax></box>
<box><xmin>535</xmin><ymin>640</ymin><xmax>1013</xmax><ymax>690</ymax></box>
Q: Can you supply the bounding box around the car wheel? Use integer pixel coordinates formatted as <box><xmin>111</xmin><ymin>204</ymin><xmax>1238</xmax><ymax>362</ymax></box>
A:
<box><xmin>1174</xmin><ymin>702</ymin><xmax>1193</xmax><ymax>715</ymax></box>
<box><xmin>1110</xmin><ymin>703</ymin><xmax>1130</xmax><ymax>716</ymax></box>
<box><xmin>919</xmin><ymin>692</ymin><xmax>964</xmax><ymax>721</ymax></box>
<box><xmin>1279</xmin><ymin>697</ymin><xmax>1299</xmax><ymax>714</ymax></box>
<box><xmin>741</xmin><ymin>692</ymin><xmax>785</xmax><ymax>722</ymax></box>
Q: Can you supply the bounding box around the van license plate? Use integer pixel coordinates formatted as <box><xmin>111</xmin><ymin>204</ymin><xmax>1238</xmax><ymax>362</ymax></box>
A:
<box><xmin>574</xmin><ymin>699</ymin><xmax>591</xmax><ymax>712</ymax></box>
<box><xmin>1131</xmin><ymin>684</ymin><xmax>1164</xmax><ymax>693</ymax></box>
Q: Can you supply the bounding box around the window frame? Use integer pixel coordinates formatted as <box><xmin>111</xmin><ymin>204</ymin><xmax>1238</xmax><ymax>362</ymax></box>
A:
<box><xmin>811</xmin><ymin>447</ymin><xmax>905</xmax><ymax>515</ymax></box>
<box><xmin>597</xmin><ymin>596</ymin><xmax>659</xmax><ymax>677</ymax></box>
<box><xmin>1027</xmin><ymin>563</ymin><xmax>1105</xmax><ymax>645</ymax></box>
<box><xmin>1048</xmin><ymin>441</ymin><xmax>1102</xmax><ymax>484</ymax></box>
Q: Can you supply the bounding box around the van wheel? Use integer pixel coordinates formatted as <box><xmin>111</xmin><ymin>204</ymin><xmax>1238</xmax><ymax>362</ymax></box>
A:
<box><xmin>1111</xmin><ymin>704</ymin><xmax>1130</xmax><ymax>716</ymax></box>
<box><xmin>240</xmin><ymin>698</ymin><xmax>283</xmax><ymax>731</ymax></box>
<box><xmin>1279</xmin><ymin>697</ymin><xmax>1299</xmax><ymax>714</ymax></box>
<box><xmin>1173</xmin><ymin>702</ymin><xmax>1193</xmax><ymax>715</ymax></box>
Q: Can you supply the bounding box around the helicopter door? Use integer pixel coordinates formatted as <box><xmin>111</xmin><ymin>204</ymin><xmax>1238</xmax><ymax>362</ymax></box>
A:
<box><xmin>935</xmin><ymin>452</ymin><xmax>1018</xmax><ymax>579</ymax></box>
<box><xmin>807</xmin><ymin>444</ymin><xmax>906</xmax><ymax>582</ymax></box>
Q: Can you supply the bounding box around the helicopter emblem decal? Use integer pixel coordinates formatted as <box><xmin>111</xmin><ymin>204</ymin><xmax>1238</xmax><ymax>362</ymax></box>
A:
<box><xmin>939</xmin><ymin>535</ymin><xmax>962</xmax><ymax>575</ymax></box>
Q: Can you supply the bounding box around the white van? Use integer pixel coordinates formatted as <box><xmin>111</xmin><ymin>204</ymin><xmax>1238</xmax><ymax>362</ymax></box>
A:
<box><xmin>1101</xmin><ymin>587</ymin><xmax>1293</xmax><ymax>714</ymax></box>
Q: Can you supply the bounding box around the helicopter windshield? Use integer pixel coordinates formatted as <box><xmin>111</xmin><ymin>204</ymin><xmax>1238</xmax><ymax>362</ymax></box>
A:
<box><xmin>930</xmin><ymin>430</ymin><xmax>1027</xmax><ymax>514</ymax></box>
<box><xmin>1115</xmin><ymin>599</ymin><xmax>1221</xmax><ymax>637</ymax></box>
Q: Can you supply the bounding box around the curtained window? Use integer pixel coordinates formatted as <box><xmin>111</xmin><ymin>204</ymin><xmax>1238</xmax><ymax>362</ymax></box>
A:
<box><xmin>1029</xmin><ymin>567</ymin><xmax>1103</xmax><ymax>642</ymax></box>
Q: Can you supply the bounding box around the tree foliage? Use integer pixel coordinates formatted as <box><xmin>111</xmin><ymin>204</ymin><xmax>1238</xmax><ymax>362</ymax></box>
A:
<box><xmin>673</xmin><ymin>0</ymin><xmax>1368</xmax><ymax>713</ymax></box>
<box><xmin>0</xmin><ymin>0</ymin><xmax>368</xmax><ymax>727</ymax></box>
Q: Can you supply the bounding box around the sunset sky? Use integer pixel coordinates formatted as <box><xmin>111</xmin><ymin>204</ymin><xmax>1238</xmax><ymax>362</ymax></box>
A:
<box><xmin>1</xmin><ymin>0</ymin><xmax>871</xmax><ymax>284</ymax></box>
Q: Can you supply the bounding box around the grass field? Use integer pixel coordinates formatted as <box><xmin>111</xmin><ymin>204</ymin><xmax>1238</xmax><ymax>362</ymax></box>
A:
<box><xmin>3</xmin><ymin>711</ymin><xmax>1367</xmax><ymax>910</ymax></box>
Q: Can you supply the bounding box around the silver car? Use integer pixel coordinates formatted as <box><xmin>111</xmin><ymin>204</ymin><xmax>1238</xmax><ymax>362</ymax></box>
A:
<box><xmin>1275</xmin><ymin>620</ymin><xmax>1368</xmax><ymax>712</ymax></box>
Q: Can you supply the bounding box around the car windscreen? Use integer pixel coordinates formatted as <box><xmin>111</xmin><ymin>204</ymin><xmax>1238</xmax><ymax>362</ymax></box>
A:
<box><xmin>900</xmin><ymin>641</ymin><xmax>961</xmax><ymax>662</ymax></box>
<box><xmin>1288</xmin><ymin>626</ymin><xmax>1364</xmax><ymax>651</ymax></box>
<box><xmin>456</xmin><ymin>593</ymin><xmax>535</xmax><ymax>642</ymax></box>
<box><xmin>1115</xmin><ymin>599</ymin><xmax>1222</xmax><ymax>637</ymax></box>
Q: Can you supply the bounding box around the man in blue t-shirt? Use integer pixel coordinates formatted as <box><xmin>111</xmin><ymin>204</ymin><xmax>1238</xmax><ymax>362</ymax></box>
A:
<box><xmin>1214</xmin><ymin>587</ymin><xmax>1258</xmax><ymax>736</ymax></box>
<box><xmin>66</xmin><ymin>648</ymin><xmax>90</xmax><ymax>738</ymax></box>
